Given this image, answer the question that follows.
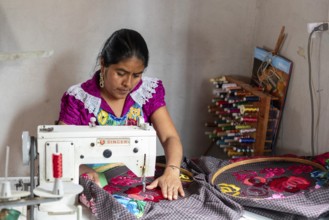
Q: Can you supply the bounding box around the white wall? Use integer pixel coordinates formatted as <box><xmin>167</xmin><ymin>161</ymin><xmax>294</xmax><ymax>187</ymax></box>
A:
<box><xmin>0</xmin><ymin>0</ymin><xmax>258</xmax><ymax>177</ymax></box>
<box><xmin>253</xmin><ymin>0</ymin><xmax>329</xmax><ymax>156</ymax></box>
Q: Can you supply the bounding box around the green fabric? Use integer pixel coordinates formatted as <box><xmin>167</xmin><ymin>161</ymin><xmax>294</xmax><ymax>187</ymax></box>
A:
<box><xmin>98</xmin><ymin>172</ymin><xmax>108</xmax><ymax>187</ymax></box>
<box><xmin>0</xmin><ymin>209</ymin><xmax>21</xmax><ymax>220</ymax></box>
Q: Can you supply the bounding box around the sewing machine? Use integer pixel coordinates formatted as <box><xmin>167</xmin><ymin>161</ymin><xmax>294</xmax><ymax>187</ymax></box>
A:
<box><xmin>25</xmin><ymin>122</ymin><xmax>157</xmax><ymax>219</ymax></box>
<box><xmin>37</xmin><ymin>124</ymin><xmax>156</xmax><ymax>184</ymax></box>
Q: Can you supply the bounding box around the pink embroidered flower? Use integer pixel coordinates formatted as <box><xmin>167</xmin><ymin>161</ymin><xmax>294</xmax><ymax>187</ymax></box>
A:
<box><xmin>81</xmin><ymin>173</ymin><xmax>91</xmax><ymax>180</ymax></box>
<box><xmin>268</xmin><ymin>193</ymin><xmax>285</xmax><ymax>199</ymax></box>
<box><xmin>103</xmin><ymin>184</ymin><xmax>121</xmax><ymax>194</ymax></box>
<box><xmin>287</xmin><ymin>164</ymin><xmax>313</xmax><ymax>175</ymax></box>
<box><xmin>110</xmin><ymin>171</ymin><xmax>141</xmax><ymax>186</ymax></box>
<box><xmin>79</xmin><ymin>193</ymin><xmax>90</xmax><ymax>208</ymax></box>
<box><xmin>260</xmin><ymin>168</ymin><xmax>285</xmax><ymax>178</ymax></box>
<box><xmin>268</xmin><ymin>176</ymin><xmax>310</xmax><ymax>193</ymax></box>
<box><xmin>233</xmin><ymin>170</ymin><xmax>257</xmax><ymax>181</ymax></box>
<box><xmin>79</xmin><ymin>194</ymin><xmax>97</xmax><ymax>216</ymax></box>
<box><xmin>89</xmin><ymin>198</ymin><xmax>97</xmax><ymax>215</ymax></box>
<box><xmin>246</xmin><ymin>186</ymin><xmax>268</xmax><ymax>197</ymax></box>
<box><xmin>313</xmin><ymin>152</ymin><xmax>329</xmax><ymax>166</ymax></box>
<box><xmin>243</xmin><ymin>176</ymin><xmax>266</xmax><ymax>187</ymax></box>
<box><xmin>124</xmin><ymin>185</ymin><xmax>164</xmax><ymax>202</ymax></box>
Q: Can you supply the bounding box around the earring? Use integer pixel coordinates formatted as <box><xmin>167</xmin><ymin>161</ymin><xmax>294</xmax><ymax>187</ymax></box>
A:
<box><xmin>99</xmin><ymin>72</ymin><xmax>104</xmax><ymax>88</ymax></box>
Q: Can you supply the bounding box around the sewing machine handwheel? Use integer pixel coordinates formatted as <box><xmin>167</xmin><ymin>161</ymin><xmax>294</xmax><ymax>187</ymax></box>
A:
<box><xmin>21</xmin><ymin>131</ymin><xmax>36</xmax><ymax>165</ymax></box>
<box><xmin>103</xmin><ymin>149</ymin><xmax>112</xmax><ymax>158</ymax></box>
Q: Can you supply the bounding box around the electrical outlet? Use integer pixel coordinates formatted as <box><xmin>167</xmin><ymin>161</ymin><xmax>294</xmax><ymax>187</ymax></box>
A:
<box><xmin>307</xmin><ymin>22</ymin><xmax>329</xmax><ymax>33</ymax></box>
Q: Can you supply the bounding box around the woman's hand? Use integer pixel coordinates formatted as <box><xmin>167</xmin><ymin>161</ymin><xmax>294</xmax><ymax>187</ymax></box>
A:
<box><xmin>85</xmin><ymin>171</ymin><xmax>101</xmax><ymax>187</ymax></box>
<box><xmin>146</xmin><ymin>166</ymin><xmax>185</xmax><ymax>200</ymax></box>
<box><xmin>80</xmin><ymin>165</ymin><xmax>101</xmax><ymax>187</ymax></box>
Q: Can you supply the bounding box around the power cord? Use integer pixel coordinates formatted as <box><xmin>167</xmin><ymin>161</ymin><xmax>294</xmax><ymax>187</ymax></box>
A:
<box><xmin>307</xmin><ymin>23</ymin><xmax>328</xmax><ymax>156</ymax></box>
<box><xmin>313</xmin><ymin>23</ymin><xmax>329</xmax><ymax>32</ymax></box>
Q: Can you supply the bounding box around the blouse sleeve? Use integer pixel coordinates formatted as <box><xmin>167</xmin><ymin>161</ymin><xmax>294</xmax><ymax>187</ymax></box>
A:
<box><xmin>58</xmin><ymin>93</ymin><xmax>91</xmax><ymax>125</ymax></box>
<box><xmin>142</xmin><ymin>80</ymin><xmax>166</xmax><ymax>119</ymax></box>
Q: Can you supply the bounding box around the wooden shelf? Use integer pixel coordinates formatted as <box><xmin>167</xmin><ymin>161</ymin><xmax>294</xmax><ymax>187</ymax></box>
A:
<box><xmin>205</xmin><ymin>75</ymin><xmax>278</xmax><ymax>157</ymax></box>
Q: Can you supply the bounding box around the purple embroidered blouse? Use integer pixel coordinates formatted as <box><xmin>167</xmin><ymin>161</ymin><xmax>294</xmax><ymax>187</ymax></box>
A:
<box><xmin>59</xmin><ymin>71</ymin><xmax>166</xmax><ymax>125</ymax></box>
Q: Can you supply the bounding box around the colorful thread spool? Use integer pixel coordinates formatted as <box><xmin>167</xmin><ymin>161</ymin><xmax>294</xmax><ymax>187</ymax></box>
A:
<box><xmin>232</xmin><ymin>102</ymin><xmax>248</xmax><ymax>107</ymax></box>
<box><xmin>224</xmin><ymin>139</ymin><xmax>237</xmax><ymax>143</ymax></box>
<box><xmin>214</xmin><ymin>119</ymin><xmax>227</xmax><ymax>124</ymax></box>
<box><xmin>213</xmin><ymin>89</ymin><xmax>227</xmax><ymax>97</ymax></box>
<box><xmin>212</xmin><ymin>128</ymin><xmax>223</xmax><ymax>133</ymax></box>
<box><xmin>225</xmin><ymin>96</ymin><xmax>241</xmax><ymax>102</ymax></box>
<box><xmin>240</xmin><ymin>128</ymin><xmax>257</xmax><ymax>134</ymax></box>
<box><xmin>225</xmin><ymin>129</ymin><xmax>240</xmax><ymax>134</ymax></box>
<box><xmin>243</xmin><ymin>96</ymin><xmax>260</xmax><ymax>102</ymax></box>
<box><xmin>239</xmin><ymin>105</ymin><xmax>259</xmax><ymax>114</ymax></box>
<box><xmin>234</xmin><ymin>91</ymin><xmax>252</xmax><ymax>96</ymax></box>
<box><xmin>240</xmin><ymin>117</ymin><xmax>258</xmax><ymax>122</ymax></box>
<box><xmin>205</xmin><ymin>122</ymin><xmax>217</xmax><ymax>127</ymax></box>
<box><xmin>235</xmin><ymin>125</ymin><xmax>252</xmax><ymax>130</ymax></box>
<box><xmin>215</xmin><ymin>100</ymin><xmax>228</xmax><ymax>106</ymax></box>
<box><xmin>208</xmin><ymin>133</ymin><xmax>219</xmax><ymax>139</ymax></box>
<box><xmin>219</xmin><ymin>144</ymin><xmax>231</xmax><ymax>148</ymax></box>
<box><xmin>224</xmin><ymin>108</ymin><xmax>240</xmax><ymax>113</ymax></box>
<box><xmin>227</xmin><ymin>132</ymin><xmax>241</xmax><ymax>137</ymax></box>
<box><xmin>217</xmin><ymin>123</ymin><xmax>231</xmax><ymax>127</ymax></box>
<box><xmin>227</xmin><ymin>150</ymin><xmax>244</xmax><ymax>157</ymax></box>
<box><xmin>211</xmin><ymin>98</ymin><xmax>221</xmax><ymax>103</ymax></box>
<box><xmin>222</xmin><ymin>125</ymin><xmax>236</xmax><ymax>131</ymax></box>
<box><xmin>52</xmin><ymin>153</ymin><xmax>63</xmax><ymax>178</ymax></box>
<box><xmin>224</xmin><ymin>86</ymin><xmax>242</xmax><ymax>91</ymax></box>
<box><xmin>216</xmin><ymin>140</ymin><xmax>226</xmax><ymax>145</ymax></box>
<box><xmin>215</xmin><ymin>111</ymin><xmax>228</xmax><ymax>115</ymax></box>
<box><xmin>209</xmin><ymin>76</ymin><xmax>227</xmax><ymax>83</ymax></box>
<box><xmin>239</xmin><ymin>138</ymin><xmax>256</xmax><ymax>143</ymax></box>
<box><xmin>219</xmin><ymin>103</ymin><xmax>232</xmax><ymax>108</ymax></box>
<box><xmin>221</xmin><ymin>83</ymin><xmax>237</xmax><ymax>89</ymax></box>
<box><xmin>217</xmin><ymin>132</ymin><xmax>227</xmax><ymax>137</ymax></box>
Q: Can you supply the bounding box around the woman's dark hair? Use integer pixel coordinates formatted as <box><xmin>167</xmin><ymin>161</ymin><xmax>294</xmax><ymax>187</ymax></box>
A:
<box><xmin>99</xmin><ymin>29</ymin><xmax>149</xmax><ymax>68</ymax></box>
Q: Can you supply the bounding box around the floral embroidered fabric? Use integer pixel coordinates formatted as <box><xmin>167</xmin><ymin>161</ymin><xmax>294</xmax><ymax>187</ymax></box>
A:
<box><xmin>214</xmin><ymin>158</ymin><xmax>327</xmax><ymax>199</ymax></box>
<box><xmin>78</xmin><ymin>155</ymin><xmax>329</xmax><ymax>220</ymax></box>
<box><xmin>80</xmin><ymin>164</ymin><xmax>193</xmax><ymax>218</ymax></box>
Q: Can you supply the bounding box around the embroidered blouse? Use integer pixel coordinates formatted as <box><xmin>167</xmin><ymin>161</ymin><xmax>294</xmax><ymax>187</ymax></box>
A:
<box><xmin>59</xmin><ymin>71</ymin><xmax>166</xmax><ymax>125</ymax></box>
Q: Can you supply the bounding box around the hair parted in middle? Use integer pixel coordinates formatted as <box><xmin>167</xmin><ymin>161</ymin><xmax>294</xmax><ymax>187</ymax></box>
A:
<box><xmin>99</xmin><ymin>29</ymin><xmax>149</xmax><ymax>68</ymax></box>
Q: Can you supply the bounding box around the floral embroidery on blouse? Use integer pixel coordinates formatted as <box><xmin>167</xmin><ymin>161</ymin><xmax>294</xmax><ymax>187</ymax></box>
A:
<box><xmin>96</xmin><ymin>103</ymin><xmax>143</xmax><ymax>126</ymax></box>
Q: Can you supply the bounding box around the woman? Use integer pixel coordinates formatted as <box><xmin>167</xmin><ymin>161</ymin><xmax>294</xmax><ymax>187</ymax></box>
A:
<box><xmin>58</xmin><ymin>29</ymin><xmax>184</xmax><ymax>200</ymax></box>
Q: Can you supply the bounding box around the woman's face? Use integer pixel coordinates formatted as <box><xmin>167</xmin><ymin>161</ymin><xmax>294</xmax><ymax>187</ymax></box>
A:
<box><xmin>101</xmin><ymin>57</ymin><xmax>145</xmax><ymax>100</ymax></box>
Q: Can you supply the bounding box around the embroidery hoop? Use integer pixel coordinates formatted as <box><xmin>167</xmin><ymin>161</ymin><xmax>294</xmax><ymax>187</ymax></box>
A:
<box><xmin>211</xmin><ymin>157</ymin><xmax>326</xmax><ymax>200</ymax></box>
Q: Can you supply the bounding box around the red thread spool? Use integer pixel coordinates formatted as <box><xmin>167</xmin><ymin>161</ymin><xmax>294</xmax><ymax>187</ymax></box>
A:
<box><xmin>52</xmin><ymin>153</ymin><xmax>63</xmax><ymax>178</ymax></box>
<box><xmin>241</xmin><ymin>117</ymin><xmax>258</xmax><ymax>122</ymax></box>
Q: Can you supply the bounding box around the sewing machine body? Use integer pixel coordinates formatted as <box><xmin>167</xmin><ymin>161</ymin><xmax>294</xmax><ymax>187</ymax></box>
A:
<box><xmin>37</xmin><ymin>125</ymin><xmax>157</xmax><ymax>184</ymax></box>
<box><xmin>34</xmin><ymin>124</ymin><xmax>156</xmax><ymax>219</ymax></box>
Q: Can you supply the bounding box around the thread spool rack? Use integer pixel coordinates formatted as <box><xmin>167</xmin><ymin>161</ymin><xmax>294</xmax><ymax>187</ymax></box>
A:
<box><xmin>204</xmin><ymin>75</ymin><xmax>280</xmax><ymax>158</ymax></box>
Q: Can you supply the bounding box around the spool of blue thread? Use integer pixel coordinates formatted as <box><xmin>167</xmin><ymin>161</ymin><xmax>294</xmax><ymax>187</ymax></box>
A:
<box><xmin>239</xmin><ymin>138</ymin><xmax>256</xmax><ymax>143</ymax></box>
<box><xmin>216</xmin><ymin>140</ymin><xmax>226</xmax><ymax>145</ymax></box>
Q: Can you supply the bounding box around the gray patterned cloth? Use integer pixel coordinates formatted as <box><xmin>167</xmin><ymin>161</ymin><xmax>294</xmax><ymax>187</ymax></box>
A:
<box><xmin>79</xmin><ymin>156</ymin><xmax>243</xmax><ymax>220</ymax></box>
<box><xmin>79</xmin><ymin>156</ymin><xmax>329</xmax><ymax>220</ymax></box>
